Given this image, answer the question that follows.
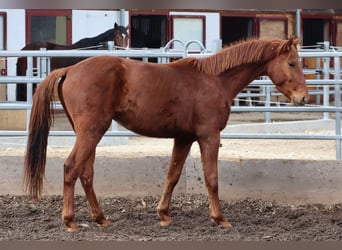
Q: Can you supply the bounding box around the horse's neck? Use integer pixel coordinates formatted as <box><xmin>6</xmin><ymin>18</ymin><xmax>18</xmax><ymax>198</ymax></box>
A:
<box><xmin>219</xmin><ymin>63</ymin><xmax>267</xmax><ymax>101</ymax></box>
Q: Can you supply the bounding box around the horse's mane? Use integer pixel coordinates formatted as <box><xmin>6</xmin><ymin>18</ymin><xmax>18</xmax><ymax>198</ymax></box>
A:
<box><xmin>180</xmin><ymin>38</ymin><xmax>295</xmax><ymax>76</ymax></box>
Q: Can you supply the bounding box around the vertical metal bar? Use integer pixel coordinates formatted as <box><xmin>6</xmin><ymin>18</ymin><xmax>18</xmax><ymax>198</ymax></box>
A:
<box><xmin>296</xmin><ymin>9</ymin><xmax>301</xmax><ymax>37</ymax></box>
<box><xmin>264</xmin><ymin>85</ymin><xmax>271</xmax><ymax>123</ymax></box>
<box><xmin>39</xmin><ymin>48</ymin><xmax>48</xmax><ymax>78</ymax></box>
<box><xmin>323</xmin><ymin>41</ymin><xmax>330</xmax><ymax>120</ymax></box>
<box><xmin>142</xmin><ymin>47</ymin><xmax>148</xmax><ymax>62</ymax></box>
<box><xmin>315</xmin><ymin>56</ymin><xmax>321</xmax><ymax>104</ymax></box>
<box><xmin>264</xmin><ymin>76</ymin><xmax>271</xmax><ymax>123</ymax></box>
<box><xmin>119</xmin><ymin>9</ymin><xmax>125</xmax><ymax>25</ymax></box>
<box><xmin>47</xmin><ymin>57</ymin><xmax>51</xmax><ymax>75</ymax></box>
<box><xmin>26</xmin><ymin>56</ymin><xmax>33</xmax><ymax>131</ymax></box>
<box><xmin>334</xmin><ymin>55</ymin><xmax>341</xmax><ymax>160</ymax></box>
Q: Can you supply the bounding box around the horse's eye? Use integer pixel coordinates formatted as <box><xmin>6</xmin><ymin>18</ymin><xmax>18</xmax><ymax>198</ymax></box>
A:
<box><xmin>288</xmin><ymin>62</ymin><xmax>296</xmax><ymax>67</ymax></box>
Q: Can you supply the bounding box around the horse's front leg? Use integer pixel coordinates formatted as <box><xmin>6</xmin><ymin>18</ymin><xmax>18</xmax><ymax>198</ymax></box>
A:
<box><xmin>157</xmin><ymin>138</ymin><xmax>193</xmax><ymax>226</ymax></box>
<box><xmin>198</xmin><ymin>133</ymin><xmax>232</xmax><ymax>227</ymax></box>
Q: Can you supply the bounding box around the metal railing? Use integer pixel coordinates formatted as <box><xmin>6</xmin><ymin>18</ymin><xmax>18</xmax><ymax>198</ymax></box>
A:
<box><xmin>0</xmin><ymin>41</ymin><xmax>342</xmax><ymax>159</ymax></box>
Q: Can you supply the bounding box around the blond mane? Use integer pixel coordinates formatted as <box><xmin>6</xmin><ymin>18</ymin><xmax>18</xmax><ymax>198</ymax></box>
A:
<box><xmin>179</xmin><ymin>38</ymin><xmax>297</xmax><ymax>76</ymax></box>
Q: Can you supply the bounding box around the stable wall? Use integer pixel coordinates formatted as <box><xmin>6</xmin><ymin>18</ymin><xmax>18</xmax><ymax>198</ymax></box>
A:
<box><xmin>0</xmin><ymin>110</ymin><xmax>26</xmax><ymax>130</ymax></box>
<box><xmin>1</xmin><ymin>154</ymin><xmax>341</xmax><ymax>205</ymax></box>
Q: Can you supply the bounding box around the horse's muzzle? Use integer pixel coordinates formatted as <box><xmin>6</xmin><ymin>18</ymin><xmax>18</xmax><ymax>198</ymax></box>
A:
<box><xmin>292</xmin><ymin>95</ymin><xmax>309</xmax><ymax>106</ymax></box>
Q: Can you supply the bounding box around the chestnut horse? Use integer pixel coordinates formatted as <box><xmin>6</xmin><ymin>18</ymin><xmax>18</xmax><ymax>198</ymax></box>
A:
<box><xmin>16</xmin><ymin>22</ymin><xmax>129</xmax><ymax>101</ymax></box>
<box><xmin>24</xmin><ymin>37</ymin><xmax>309</xmax><ymax>232</ymax></box>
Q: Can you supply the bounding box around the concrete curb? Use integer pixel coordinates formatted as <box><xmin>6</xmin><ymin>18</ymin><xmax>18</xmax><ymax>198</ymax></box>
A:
<box><xmin>1</xmin><ymin>155</ymin><xmax>341</xmax><ymax>205</ymax></box>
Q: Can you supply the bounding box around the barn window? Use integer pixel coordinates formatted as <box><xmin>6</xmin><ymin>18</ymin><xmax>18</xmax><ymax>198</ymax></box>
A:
<box><xmin>26</xmin><ymin>9</ymin><xmax>72</xmax><ymax>44</ymax></box>
<box><xmin>171</xmin><ymin>16</ymin><xmax>205</xmax><ymax>50</ymax></box>
<box><xmin>221</xmin><ymin>16</ymin><xmax>255</xmax><ymax>45</ymax></box>
<box><xmin>258</xmin><ymin>17</ymin><xmax>288</xmax><ymax>39</ymax></box>
<box><xmin>302</xmin><ymin>17</ymin><xmax>331</xmax><ymax>46</ymax></box>
<box><xmin>130</xmin><ymin>14</ymin><xmax>168</xmax><ymax>48</ymax></box>
<box><xmin>0</xmin><ymin>12</ymin><xmax>5</xmax><ymax>50</ymax></box>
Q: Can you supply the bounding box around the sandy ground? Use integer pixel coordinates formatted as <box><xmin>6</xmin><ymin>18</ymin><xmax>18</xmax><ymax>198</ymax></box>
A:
<box><xmin>2</xmin><ymin>193</ymin><xmax>342</xmax><ymax>241</ymax></box>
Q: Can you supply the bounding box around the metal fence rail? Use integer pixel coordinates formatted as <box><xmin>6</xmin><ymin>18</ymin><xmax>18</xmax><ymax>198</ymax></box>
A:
<box><xmin>0</xmin><ymin>42</ymin><xmax>342</xmax><ymax>159</ymax></box>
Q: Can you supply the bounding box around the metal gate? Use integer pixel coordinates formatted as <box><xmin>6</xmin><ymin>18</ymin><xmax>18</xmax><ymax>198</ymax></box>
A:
<box><xmin>0</xmin><ymin>41</ymin><xmax>342</xmax><ymax>159</ymax></box>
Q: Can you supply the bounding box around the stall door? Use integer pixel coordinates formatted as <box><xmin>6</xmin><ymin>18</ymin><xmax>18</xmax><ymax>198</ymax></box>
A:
<box><xmin>0</xmin><ymin>12</ymin><xmax>6</xmax><ymax>101</ymax></box>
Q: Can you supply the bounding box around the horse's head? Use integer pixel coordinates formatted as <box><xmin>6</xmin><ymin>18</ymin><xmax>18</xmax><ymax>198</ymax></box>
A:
<box><xmin>113</xmin><ymin>22</ymin><xmax>129</xmax><ymax>49</ymax></box>
<box><xmin>265</xmin><ymin>37</ymin><xmax>309</xmax><ymax>106</ymax></box>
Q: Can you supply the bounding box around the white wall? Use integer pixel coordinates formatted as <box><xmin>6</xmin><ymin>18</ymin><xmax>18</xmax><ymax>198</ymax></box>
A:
<box><xmin>72</xmin><ymin>10</ymin><xmax>129</xmax><ymax>43</ymax></box>
<box><xmin>2</xmin><ymin>9</ymin><xmax>25</xmax><ymax>101</ymax></box>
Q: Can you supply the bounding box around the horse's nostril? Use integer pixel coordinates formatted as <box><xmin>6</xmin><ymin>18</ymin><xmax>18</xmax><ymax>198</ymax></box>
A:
<box><xmin>302</xmin><ymin>95</ymin><xmax>310</xmax><ymax>105</ymax></box>
<box><xmin>293</xmin><ymin>96</ymin><xmax>307</xmax><ymax>106</ymax></box>
<box><xmin>302</xmin><ymin>96</ymin><xmax>306</xmax><ymax>104</ymax></box>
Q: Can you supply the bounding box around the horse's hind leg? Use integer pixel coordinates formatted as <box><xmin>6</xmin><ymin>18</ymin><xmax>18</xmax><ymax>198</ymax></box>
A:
<box><xmin>62</xmin><ymin>142</ymin><xmax>85</xmax><ymax>232</ymax></box>
<box><xmin>62</xmin><ymin>129</ymin><xmax>109</xmax><ymax>232</ymax></box>
<box><xmin>79</xmin><ymin>150</ymin><xmax>110</xmax><ymax>227</ymax></box>
<box><xmin>157</xmin><ymin>138</ymin><xmax>193</xmax><ymax>226</ymax></box>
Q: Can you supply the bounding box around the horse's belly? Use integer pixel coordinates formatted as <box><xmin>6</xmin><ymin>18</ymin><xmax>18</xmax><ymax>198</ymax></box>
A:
<box><xmin>113</xmin><ymin>111</ymin><xmax>191</xmax><ymax>138</ymax></box>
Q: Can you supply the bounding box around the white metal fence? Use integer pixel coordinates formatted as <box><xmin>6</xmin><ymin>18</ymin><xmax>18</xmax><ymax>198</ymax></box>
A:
<box><xmin>0</xmin><ymin>41</ymin><xmax>342</xmax><ymax>159</ymax></box>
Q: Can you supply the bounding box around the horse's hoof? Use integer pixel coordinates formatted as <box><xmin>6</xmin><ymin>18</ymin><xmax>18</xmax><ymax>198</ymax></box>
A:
<box><xmin>66</xmin><ymin>224</ymin><xmax>78</xmax><ymax>233</ymax></box>
<box><xmin>219</xmin><ymin>220</ymin><xmax>232</xmax><ymax>228</ymax></box>
<box><xmin>98</xmin><ymin>219</ymin><xmax>111</xmax><ymax>228</ymax></box>
<box><xmin>160</xmin><ymin>218</ymin><xmax>173</xmax><ymax>227</ymax></box>
<box><xmin>64</xmin><ymin>219</ymin><xmax>78</xmax><ymax>232</ymax></box>
<box><xmin>157</xmin><ymin>208</ymin><xmax>173</xmax><ymax>227</ymax></box>
<box><xmin>211</xmin><ymin>218</ymin><xmax>232</xmax><ymax>228</ymax></box>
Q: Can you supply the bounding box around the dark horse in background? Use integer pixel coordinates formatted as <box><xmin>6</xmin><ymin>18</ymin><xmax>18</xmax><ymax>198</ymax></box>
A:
<box><xmin>16</xmin><ymin>22</ymin><xmax>129</xmax><ymax>101</ymax></box>
<box><xmin>24</xmin><ymin>37</ymin><xmax>309</xmax><ymax>232</ymax></box>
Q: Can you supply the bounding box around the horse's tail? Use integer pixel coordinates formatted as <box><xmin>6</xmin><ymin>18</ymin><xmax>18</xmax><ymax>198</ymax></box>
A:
<box><xmin>23</xmin><ymin>66</ymin><xmax>71</xmax><ymax>199</ymax></box>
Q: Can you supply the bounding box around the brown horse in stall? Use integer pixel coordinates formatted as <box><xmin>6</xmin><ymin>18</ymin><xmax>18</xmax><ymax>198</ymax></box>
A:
<box><xmin>16</xmin><ymin>22</ymin><xmax>129</xmax><ymax>101</ymax></box>
<box><xmin>24</xmin><ymin>37</ymin><xmax>309</xmax><ymax>232</ymax></box>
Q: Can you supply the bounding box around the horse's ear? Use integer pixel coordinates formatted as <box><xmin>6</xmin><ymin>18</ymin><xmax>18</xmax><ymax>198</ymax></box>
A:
<box><xmin>294</xmin><ymin>37</ymin><xmax>302</xmax><ymax>50</ymax></box>
<box><xmin>114</xmin><ymin>22</ymin><xmax>119</xmax><ymax>29</ymax></box>
<box><xmin>125</xmin><ymin>25</ymin><xmax>129</xmax><ymax>31</ymax></box>
<box><xmin>286</xmin><ymin>36</ymin><xmax>302</xmax><ymax>51</ymax></box>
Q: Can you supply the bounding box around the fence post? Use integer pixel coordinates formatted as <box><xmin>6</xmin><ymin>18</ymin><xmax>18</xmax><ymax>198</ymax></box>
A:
<box><xmin>323</xmin><ymin>41</ymin><xmax>330</xmax><ymax>120</ymax></box>
<box><xmin>263</xmin><ymin>76</ymin><xmax>271</xmax><ymax>123</ymax></box>
<box><xmin>315</xmin><ymin>55</ymin><xmax>321</xmax><ymax>104</ymax></box>
<box><xmin>334</xmin><ymin>55</ymin><xmax>341</xmax><ymax>160</ymax></box>
<box><xmin>39</xmin><ymin>48</ymin><xmax>49</xmax><ymax>78</ymax></box>
<box><xmin>26</xmin><ymin>56</ymin><xmax>33</xmax><ymax>131</ymax></box>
